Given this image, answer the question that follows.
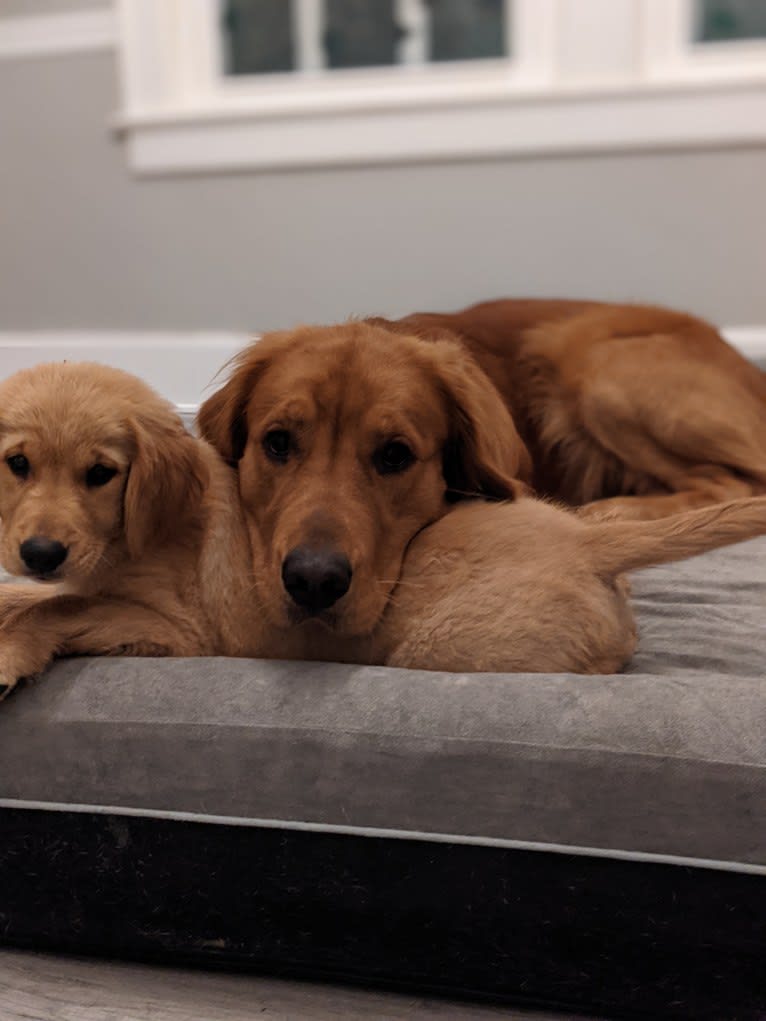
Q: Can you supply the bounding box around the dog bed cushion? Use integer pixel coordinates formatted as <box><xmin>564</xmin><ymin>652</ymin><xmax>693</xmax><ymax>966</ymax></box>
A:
<box><xmin>0</xmin><ymin>538</ymin><xmax>765</xmax><ymax>1019</ymax></box>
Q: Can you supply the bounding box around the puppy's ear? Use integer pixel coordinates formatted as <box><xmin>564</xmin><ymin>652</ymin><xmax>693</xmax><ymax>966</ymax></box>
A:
<box><xmin>431</xmin><ymin>343</ymin><xmax>532</xmax><ymax>502</ymax></box>
<box><xmin>197</xmin><ymin>345</ymin><xmax>270</xmax><ymax>464</ymax></box>
<box><xmin>124</xmin><ymin>411</ymin><xmax>208</xmax><ymax>559</ymax></box>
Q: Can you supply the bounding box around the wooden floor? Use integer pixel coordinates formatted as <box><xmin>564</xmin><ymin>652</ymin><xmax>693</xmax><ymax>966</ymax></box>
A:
<box><xmin>0</xmin><ymin>950</ymin><xmax>599</xmax><ymax>1020</ymax></box>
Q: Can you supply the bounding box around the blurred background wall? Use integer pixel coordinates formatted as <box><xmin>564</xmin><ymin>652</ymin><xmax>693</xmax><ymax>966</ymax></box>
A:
<box><xmin>1</xmin><ymin>0</ymin><xmax>764</xmax><ymax>334</ymax></box>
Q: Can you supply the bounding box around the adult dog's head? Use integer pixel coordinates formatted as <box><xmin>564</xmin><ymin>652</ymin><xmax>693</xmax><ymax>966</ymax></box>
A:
<box><xmin>0</xmin><ymin>362</ymin><xmax>205</xmax><ymax>585</ymax></box>
<box><xmin>198</xmin><ymin>320</ymin><xmax>530</xmax><ymax>635</ymax></box>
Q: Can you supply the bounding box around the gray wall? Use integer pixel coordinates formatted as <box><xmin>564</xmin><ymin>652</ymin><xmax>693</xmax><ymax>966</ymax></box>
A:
<box><xmin>1</xmin><ymin>51</ymin><xmax>765</xmax><ymax>331</ymax></box>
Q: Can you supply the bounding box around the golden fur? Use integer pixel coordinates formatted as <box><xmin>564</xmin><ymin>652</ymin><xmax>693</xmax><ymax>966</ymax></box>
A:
<box><xmin>197</xmin><ymin>322</ymin><xmax>530</xmax><ymax>636</ymax></box>
<box><xmin>0</xmin><ymin>363</ymin><xmax>259</xmax><ymax>696</ymax></box>
<box><xmin>1</xmin><ymin>348</ymin><xmax>765</xmax><ymax>695</ymax></box>
<box><xmin>377</xmin><ymin>299</ymin><xmax>766</xmax><ymax>518</ymax></box>
<box><xmin>362</xmin><ymin>497</ymin><xmax>766</xmax><ymax>674</ymax></box>
<box><xmin>198</xmin><ymin>301</ymin><xmax>766</xmax><ymax>639</ymax></box>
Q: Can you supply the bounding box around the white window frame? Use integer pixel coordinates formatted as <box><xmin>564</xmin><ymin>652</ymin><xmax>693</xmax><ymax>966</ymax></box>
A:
<box><xmin>117</xmin><ymin>0</ymin><xmax>553</xmax><ymax>119</ymax></box>
<box><xmin>644</xmin><ymin>0</ymin><xmax>766</xmax><ymax>82</ymax></box>
<box><xmin>115</xmin><ymin>0</ymin><xmax>766</xmax><ymax>175</ymax></box>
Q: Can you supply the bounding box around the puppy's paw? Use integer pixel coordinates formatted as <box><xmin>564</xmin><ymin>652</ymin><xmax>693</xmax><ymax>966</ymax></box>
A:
<box><xmin>0</xmin><ymin>672</ymin><xmax>25</xmax><ymax>702</ymax></box>
<box><xmin>0</xmin><ymin>644</ymin><xmax>48</xmax><ymax>700</ymax></box>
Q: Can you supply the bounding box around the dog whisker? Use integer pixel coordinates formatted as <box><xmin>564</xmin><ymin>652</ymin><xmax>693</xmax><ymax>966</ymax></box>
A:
<box><xmin>444</xmin><ymin>487</ymin><xmax>488</xmax><ymax>500</ymax></box>
<box><xmin>375</xmin><ymin>579</ymin><xmax>426</xmax><ymax>587</ymax></box>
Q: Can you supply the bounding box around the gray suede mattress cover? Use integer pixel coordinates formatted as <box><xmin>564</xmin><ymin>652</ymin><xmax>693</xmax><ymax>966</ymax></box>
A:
<box><xmin>0</xmin><ymin>537</ymin><xmax>764</xmax><ymax>870</ymax></box>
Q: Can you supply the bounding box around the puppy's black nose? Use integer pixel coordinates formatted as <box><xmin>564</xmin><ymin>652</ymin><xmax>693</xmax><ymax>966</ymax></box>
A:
<box><xmin>282</xmin><ymin>546</ymin><xmax>352</xmax><ymax>613</ymax></box>
<box><xmin>19</xmin><ymin>536</ymin><xmax>68</xmax><ymax>575</ymax></box>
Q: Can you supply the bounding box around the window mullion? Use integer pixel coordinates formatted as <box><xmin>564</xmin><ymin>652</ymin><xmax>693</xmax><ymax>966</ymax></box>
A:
<box><xmin>395</xmin><ymin>0</ymin><xmax>429</xmax><ymax>66</ymax></box>
<box><xmin>293</xmin><ymin>0</ymin><xmax>324</xmax><ymax>72</ymax></box>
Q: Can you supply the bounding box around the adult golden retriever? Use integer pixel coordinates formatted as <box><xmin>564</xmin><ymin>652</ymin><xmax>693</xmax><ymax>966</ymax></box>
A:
<box><xmin>197</xmin><ymin>321</ymin><xmax>531</xmax><ymax>637</ymax></box>
<box><xmin>1</xmin><ymin>361</ymin><xmax>765</xmax><ymax>695</ymax></box>
<box><xmin>198</xmin><ymin>301</ymin><xmax>766</xmax><ymax>639</ymax></box>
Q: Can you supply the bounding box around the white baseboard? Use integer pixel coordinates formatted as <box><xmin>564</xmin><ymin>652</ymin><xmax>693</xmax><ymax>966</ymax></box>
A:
<box><xmin>0</xmin><ymin>332</ymin><xmax>250</xmax><ymax>417</ymax></box>
<box><xmin>0</xmin><ymin>325</ymin><xmax>764</xmax><ymax>418</ymax></box>
<box><xmin>0</xmin><ymin>10</ymin><xmax>116</xmax><ymax>60</ymax></box>
<box><xmin>723</xmin><ymin>326</ymin><xmax>766</xmax><ymax>363</ymax></box>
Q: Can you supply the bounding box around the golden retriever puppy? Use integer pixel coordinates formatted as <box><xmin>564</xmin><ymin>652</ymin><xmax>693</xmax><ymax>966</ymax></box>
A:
<box><xmin>363</xmin><ymin>496</ymin><xmax>766</xmax><ymax>674</ymax></box>
<box><xmin>197</xmin><ymin>321</ymin><xmax>531</xmax><ymax>638</ymax></box>
<box><xmin>0</xmin><ymin>362</ymin><xmax>259</xmax><ymax>698</ymax></box>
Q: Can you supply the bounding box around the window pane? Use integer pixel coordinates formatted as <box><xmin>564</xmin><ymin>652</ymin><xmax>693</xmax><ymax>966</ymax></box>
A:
<box><xmin>324</xmin><ymin>0</ymin><xmax>398</xmax><ymax>69</ymax></box>
<box><xmin>222</xmin><ymin>0</ymin><xmax>511</xmax><ymax>77</ymax></box>
<box><xmin>223</xmin><ymin>0</ymin><xmax>295</xmax><ymax>75</ymax></box>
<box><xmin>693</xmin><ymin>0</ymin><xmax>766</xmax><ymax>42</ymax></box>
<box><xmin>430</xmin><ymin>0</ymin><xmax>507</xmax><ymax>62</ymax></box>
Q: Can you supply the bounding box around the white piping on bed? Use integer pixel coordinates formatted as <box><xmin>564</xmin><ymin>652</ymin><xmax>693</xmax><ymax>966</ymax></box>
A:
<box><xmin>2</xmin><ymin>797</ymin><xmax>765</xmax><ymax>877</ymax></box>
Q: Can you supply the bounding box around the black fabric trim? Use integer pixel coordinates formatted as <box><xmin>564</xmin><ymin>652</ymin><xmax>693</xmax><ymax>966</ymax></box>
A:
<box><xmin>0</xmin><ymin>806</ymin><xmax>764</xmax><ymax>1020</ymax></box>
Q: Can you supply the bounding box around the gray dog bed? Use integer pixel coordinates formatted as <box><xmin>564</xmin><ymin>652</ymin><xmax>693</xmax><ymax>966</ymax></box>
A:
<box><xmin>0</xmin><ymin>539</ymin><xmax>764</xmax><ymax>1019</ymax></box>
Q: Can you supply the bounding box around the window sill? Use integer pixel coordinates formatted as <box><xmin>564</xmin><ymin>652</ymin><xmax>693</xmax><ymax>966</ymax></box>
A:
<box><xmin>116</xmin><ymin>76</ymin><xmax>766</xmax><ymax>176</ymax></box>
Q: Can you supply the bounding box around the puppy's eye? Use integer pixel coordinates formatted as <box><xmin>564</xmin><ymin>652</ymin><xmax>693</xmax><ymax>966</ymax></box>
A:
<box><xmin>86</xmin><ymin>463</ymin><xmax>117</xmax><ymax>488</ymax></box>
<box><xmin>374</xmin><ymin>441</ymin><xmax>415</xmax><ymax>475</ymax></box>
<box><xmin>6</xmin><ymin>454</ymin><xmax>29</xmax><ymax>479</ymax></box>
<box><xmin>263</xmin><ymin>429</ymin><xmax>291</xmax><ymax>463</ymax></box>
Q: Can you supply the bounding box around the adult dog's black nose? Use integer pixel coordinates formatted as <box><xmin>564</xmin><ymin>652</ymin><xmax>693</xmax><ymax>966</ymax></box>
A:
<box><xmin>282</xmin><ymin>546</ymin><xmax>352</xmax><ymax>613</ymax></box>
<box><xmin>19</xmin><ymin>536</ymin><xmax>68</xmax><ymax>575</ymax></box>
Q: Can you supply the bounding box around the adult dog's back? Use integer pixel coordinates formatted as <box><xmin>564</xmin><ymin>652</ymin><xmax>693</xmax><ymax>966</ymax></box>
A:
<box><xmin>374</xmin><ymin>300</ymin><xmax>766</xmax><ymax>519</ymax></box>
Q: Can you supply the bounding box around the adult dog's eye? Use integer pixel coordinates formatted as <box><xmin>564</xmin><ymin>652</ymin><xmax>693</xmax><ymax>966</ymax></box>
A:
<box><xmin>86</xmin><ymin>463</ymin><xmax>118</xmax><ymax>488</ymax></box>
<box><xmin>263</xmin><ymin>429</ymin><xmax>291</xmax><ymax>463</ymax></box>
<box><xmin>6</xmin><ymin>454</ymin><xmax>29</xmax><ymax>479</ymax></box>
<box><xmin>374</xmin><ymin>441</ymin><xmax>415</xmax><ymax>475</ymax></box>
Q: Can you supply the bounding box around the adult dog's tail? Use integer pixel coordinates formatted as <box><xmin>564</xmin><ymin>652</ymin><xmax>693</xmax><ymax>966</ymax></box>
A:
<box><xmin>587</xmin><ymin>497</ymin><xmax>766</xmax><ymax>577</ymax></box>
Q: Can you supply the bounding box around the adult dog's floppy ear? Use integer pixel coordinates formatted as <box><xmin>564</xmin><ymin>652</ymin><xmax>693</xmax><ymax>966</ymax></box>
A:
<box><xmin>430</xmin><ymin>343</ymin><xmax>532</xmax><ymax>502</ymax></box>
<box><xmin>124</xmin><ymin>411</ymin><xmax>208</xmax><ymax>559</ymax></box>
<box><xmin>197</xmin><ymin>343</ymin><xmax>272</xmax><ymax>464</ymax></box>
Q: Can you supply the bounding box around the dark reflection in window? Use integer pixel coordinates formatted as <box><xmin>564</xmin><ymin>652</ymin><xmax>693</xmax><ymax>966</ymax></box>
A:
<box><xmin>222</xmin><ymin>0</ymin><xmax>510</xmax><ymax>77</ymax></box>
<box><xmin>694</xmin><ymin>0</ymin><xmax>766</xmax><ymax>42</ymax></box>
<box><xmin>430</xmin><ymin>0</ymin><xmax>507</xmax><ymax>62</ymax></box>
<box><xmin>224</xmin><ymin>0</ymin><xmax>294</xmax><ymax>75</ymax></box>
<box><xmin>324</xmin><ymin>0</ymin><xmax>399</xmax><ymax>68</ymax></box>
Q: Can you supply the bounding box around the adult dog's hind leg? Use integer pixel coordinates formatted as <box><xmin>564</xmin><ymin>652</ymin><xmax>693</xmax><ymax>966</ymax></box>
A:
<box><xmin>577</xmin><ymin>335</ymin><xmax>766</xmax><ymax>520</ymax></box>
<box><xmin>578</xmin><ymin>483</ymin><xmax>761</xmax><ymax>521</ymax></box>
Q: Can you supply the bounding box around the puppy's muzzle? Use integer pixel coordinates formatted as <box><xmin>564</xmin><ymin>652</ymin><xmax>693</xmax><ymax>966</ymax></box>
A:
<box><xmin>281</xmin><ymin>545</ymin><xmax>352</xmax><ymax>614</ymax></box>
<box><xmin>19</xmin><ymin>535</ymin><xmax>69</xmax><ymax>576</ymax></box>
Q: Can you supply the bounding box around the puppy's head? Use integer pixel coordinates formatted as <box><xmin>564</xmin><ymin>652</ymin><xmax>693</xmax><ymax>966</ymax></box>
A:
<box><xmin>0</xmin><ymin>362</ymin><xmax>205</xmax><ymax>585</ymax></box>
<box><xmin>198</xmin><ymin>321</ymin><xmax>529</xmax><ymax>635</ymax></box>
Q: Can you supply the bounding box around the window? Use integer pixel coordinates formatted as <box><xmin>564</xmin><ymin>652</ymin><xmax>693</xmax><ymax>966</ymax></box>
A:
<box><xmin>116</xmin><ymin>0</ymin><xmax>766</xmax><ymax>175</ymax></box>
<box><xmin>644</xmin><ymin>0</ymin><xmax>766</xmax><ymax>81</ymax></box>
<box><xmin>224</xmin><ymin>0</ymin><xmax>295</xmax><ymax>74</ymax></box>
<box><xmin>693</xmin><ymin>0</ymin><xmax>766</xmax><ymax>43</ymax></box>
<box><xmin>222</xmin><ymin>0</ymin><xmax>510</xmax><ymax>76</ymax></box>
